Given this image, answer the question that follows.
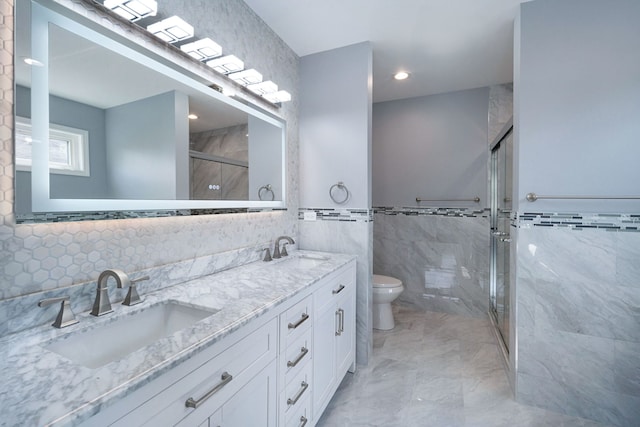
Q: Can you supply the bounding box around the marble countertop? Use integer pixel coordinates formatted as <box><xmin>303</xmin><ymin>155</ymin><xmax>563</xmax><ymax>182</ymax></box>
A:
<box><xmin>0</xmin><ymin>250</ymin><xmax>355</xmax><ymax>427</ymax></box>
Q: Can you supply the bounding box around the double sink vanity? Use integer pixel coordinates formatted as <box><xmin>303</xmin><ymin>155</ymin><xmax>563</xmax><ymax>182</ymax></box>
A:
<box><xmin>0</xmin><ymin>250</ymin><xmax>356</xmax><ymax>426</ymax></box>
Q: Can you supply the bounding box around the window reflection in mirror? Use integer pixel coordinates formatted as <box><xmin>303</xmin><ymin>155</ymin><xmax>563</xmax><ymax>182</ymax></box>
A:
<box><xmin>14</xmin><ymin>0</ymin><xmax>285</xmax><ymax>218</ymax></box>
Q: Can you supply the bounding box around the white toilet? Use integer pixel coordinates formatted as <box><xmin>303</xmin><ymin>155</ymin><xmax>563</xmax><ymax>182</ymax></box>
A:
<box><xmin>372</xmin><ymin>274</ymin><xmax>404</xmax><ymax>330</ymax></box>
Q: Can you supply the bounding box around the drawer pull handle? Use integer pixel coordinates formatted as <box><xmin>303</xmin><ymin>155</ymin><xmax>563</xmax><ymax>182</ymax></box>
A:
<box><xmin>287</xmin><ymin>381</ymin><xmax>309</xmax><ymax>406</ymax></box>
<box><xmin>185</xmin><ymin>372</ymin><xmax>233</xmax><ymax>409</ymax></box>
<box><xmin>288</xmin><ymin>313</ymin><xmax>309</xmax><ymax>329</ymax></box>
<box><xmin>332</xmin><ymin>284</ymin><xmax>345</xmax><ymax>294</ymax></box>
<box><xmin>335</xmin><ymin>308</ymin><xmax>345</xmax><ymax>336</ymax></box>
<box><xmin>287</xmin><ymin>346</ymin><xmax>309</xmax><ymax>368</ymax></box>
<box><xmin>299</xmin><ymin>415</ymin><xmax>308</xmax><ymax>427</ymax></box>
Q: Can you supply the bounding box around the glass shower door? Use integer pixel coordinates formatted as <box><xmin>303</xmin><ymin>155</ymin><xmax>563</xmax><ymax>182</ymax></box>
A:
<box><xmin>490</xmin><ymin>127</ymin><xmax>512</xmax><ymax>352</ymax></box>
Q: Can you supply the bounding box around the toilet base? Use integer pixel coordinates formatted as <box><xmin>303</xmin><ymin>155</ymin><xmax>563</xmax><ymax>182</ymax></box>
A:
<box><xmin>373</xmin><ymin>302</ymin><xmax>395</xmax><ymax>330</ymax></box>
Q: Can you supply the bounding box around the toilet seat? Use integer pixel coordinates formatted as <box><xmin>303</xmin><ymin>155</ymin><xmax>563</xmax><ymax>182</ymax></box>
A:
<box><xmin>373</xmin><ymin>274</ymin><xmax>402</xmax><ymax>289</ymax></box>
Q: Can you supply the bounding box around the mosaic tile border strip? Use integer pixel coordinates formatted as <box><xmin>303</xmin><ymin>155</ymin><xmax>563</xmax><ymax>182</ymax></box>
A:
<box><xmin>298</xmin><ymin>208</ymin><xmax>373</xmax><ymax>222</ymax></box>
<box><xmin>515</xmin><ymin>212</ymin><xmax>640</xmax><ymax>232</ymax></box>
<box><xmin>373</xmin><ymin>206</ymin><xmax>489</xmax><ymax>218</ymax></box>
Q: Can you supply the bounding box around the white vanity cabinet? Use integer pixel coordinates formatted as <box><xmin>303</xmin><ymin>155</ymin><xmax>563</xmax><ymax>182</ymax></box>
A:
<box><xmin>77</xmin><ymin>258</ymin><xmax>356</xmax><ymax>427</ymax></box>
<box><xmin>84</xmin><ymin>317</ymin><xmax>279</xmax><ymax>427</ymax></box>
<box><xmin>311</xmin><ymin>265</ymin><xmax>356</xmax><ymax>422</ymax></box>
<box><xmin>186</xmin><ymin>359</ymin><xmax>277</xmax><ymax>427</ymax></box>
<box><xmin>279</xmin><ymin>295</ymin><xmax>313</xmax><ymax>426</ymax></box>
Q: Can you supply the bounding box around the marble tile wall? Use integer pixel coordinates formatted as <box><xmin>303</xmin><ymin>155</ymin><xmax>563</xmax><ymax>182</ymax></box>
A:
<box><xmin>514</xmin><ymin>219</ymin><xmax>640</xmax><ymax>426</ymax></box>
<box><xmin>298</xmin><ymin>209</ymin><xmax>373</xmax><ymax>366</ymax></box>
<box><xmin>0</xmin><ymin>0</ymin><xmax>300</xmax><ymax>329</ymax></box>
<box><xmin>488</xmin><ymin>83</ymin><xmax>513</xmax><ymax>145</ymax></box>
<box><xmin>373</xmin><ymin>209</ymin><xmax>490</xmax><ymax>319</ymax></box>
<box><xmin>0</xmin><ymin>241</ymin><xmax>277</xmax><ymax>337</ymax></box>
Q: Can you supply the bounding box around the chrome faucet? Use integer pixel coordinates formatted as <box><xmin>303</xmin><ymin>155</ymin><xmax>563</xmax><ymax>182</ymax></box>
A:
<box><xmin>91</xmin><ymin>269</ymin><xmax>130</xmax><ymax>316</ymax></box>
<box><xmin>273</xmin><ymin>236</ymin><xmax>295</xmax><ymax>259</ymax></box>
<box><xmin>38</xmin><ymin>296</ymin><xmax>79</xmax><ymax>328</ymax></box>
<box><xmin>123</xmin><ymin>275</ymin><xmax>149</xmax><ymax>306</ymax></box>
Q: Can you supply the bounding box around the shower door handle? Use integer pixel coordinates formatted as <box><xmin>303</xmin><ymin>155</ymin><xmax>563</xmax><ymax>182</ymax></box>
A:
<box><xmin>499</xmin><ymin>236</ymin><xmax>512</xmax><ymax>243</ymax></box>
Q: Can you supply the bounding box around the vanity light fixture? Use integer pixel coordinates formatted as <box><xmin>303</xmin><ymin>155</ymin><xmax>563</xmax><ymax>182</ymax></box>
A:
<box><xmin>228</xmin><ymin>69</ymin><xmax>263</xmax><ymax>86</ymax></box>
<box><xmin>180</xmin><ymin>38</ymin><xmax>222</xmax><ymax>61</ymax></box>
<box><xmin>394</xmin><ymin>71</ymin><xmax>410</xmax><ymax>80</ymax></box>
<box><xmin>264</xmin><ymin>90</ymin><xmax>292</xmax><ymax>104</ymax></box>
<box><xmin>247</xmin><ymin>80</ymin><xmax>278</xmax><ymax>96</ymax></box>
<box><xmin>147</xmin><ymin>16</ymin><xmax>194</xmax><ymax>43</ymax></box>
<box><xmin>188</xmin><ymin>113</ymin><xmax>198</xmax><ymax>120</ymax></box>
<box><xmin>104</xmin><ymin>0</ymin><xmax>158</xmax><ymax>22</ymax></box>
<box><xmin>206</xmin><ymin>55</ymin><xmax>245</xmax><ymax>74</ymax></box>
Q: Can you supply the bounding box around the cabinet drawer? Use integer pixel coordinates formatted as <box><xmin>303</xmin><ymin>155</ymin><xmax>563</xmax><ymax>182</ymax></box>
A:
<box><xmin>314</xmin><ymin>267</ymin><xmax>354</xmax><ymax>311</ymax></box>
<box><xmin>285</xmin><ymin>394</ymin><xmax>310</xmax><ymax>427</ymax></box>
<box><xmin>280</xmin><ymin>362</ymin><xmax>312</xmax><ymax>418</ymax></box>
<box><xmin>280</xmin><ymin>327</ymin><xmax>312</xmax><ymax>385</ymax></box>
<box><xmin>280</xmin><ymin>295</ymin><xmax>312</xmax><ymax>352</ymax></box>
<box><xmin>117</xmin><ymin>317</ymin><xmax>277</xmax><ymax>426</ymax></box>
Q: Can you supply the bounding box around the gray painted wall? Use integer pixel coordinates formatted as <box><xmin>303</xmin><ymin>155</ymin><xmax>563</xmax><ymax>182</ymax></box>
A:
<box><xmin>299</xmin><ymin>42</ymin><xmax>373</xmax><ymax>365</ymax></box>
<box><xmin>513</xmin><ymin>1</ymin><xmax>640</xmax><ymax>425</ymax></box>
<box><xmin>515</xmin><ymin>0</ymin><xmax>640</xmax><ymax>214</ymax></box>
<box><xmin>373</xmin><ymin>88</ymin><xmax>490</xmax><ymax>208</ymax></box>
<box><xmin>105</xmin><ymin>91</ymin><xmax>189</xmax><ymax>199</ymax></box>
<box><xmin>299</xmin><ymin>42</ymin><xmax>372</xmax><ymax>209</ymax></box>
<box><xmin>14</xmin><ymin>85</ymin><xmax>109</xmax><ymax>213</ymax></box>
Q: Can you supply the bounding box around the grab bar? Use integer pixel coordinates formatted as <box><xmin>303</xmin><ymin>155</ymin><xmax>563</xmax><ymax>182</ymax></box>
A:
<box><xmin>416</xmin><ymin>196</ymin><xmax>480</xmax><ymax>203</ymax></box>
<box><xmin>526</xmin><ymin>193</ymin><xmax>640</xmax><ymax>202</ymax></box>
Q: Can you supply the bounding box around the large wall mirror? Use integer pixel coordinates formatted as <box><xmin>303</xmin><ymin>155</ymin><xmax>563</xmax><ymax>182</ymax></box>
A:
<box><xmin>15</xmin><ymin>1</ymin><xmax>286</xmax><ymax>222</ymax></box>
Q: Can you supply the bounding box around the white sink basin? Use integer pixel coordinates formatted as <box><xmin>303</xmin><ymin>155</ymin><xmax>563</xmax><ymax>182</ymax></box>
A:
<box><xmin>281</xmin><ymin>254</ymin><xmax>330</xmax><ymax>269</ymax></box>
<box><xmin>44</xmin><ymin>301</ymin><xmax>218</xmax><ymax>369</ymax></box>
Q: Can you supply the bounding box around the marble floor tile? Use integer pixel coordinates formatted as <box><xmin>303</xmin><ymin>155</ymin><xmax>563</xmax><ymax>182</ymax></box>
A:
<box><xmin>317</xmin><ymin>304</ymin><xmax>612</xmax><ymax>427</ymax></box>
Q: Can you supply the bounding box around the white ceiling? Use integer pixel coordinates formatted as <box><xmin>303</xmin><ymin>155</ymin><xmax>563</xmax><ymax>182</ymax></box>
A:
<box><xmin>243</xmin><ymin>0</ymin><xmax>525</xmax><ymax>103</ymax></box>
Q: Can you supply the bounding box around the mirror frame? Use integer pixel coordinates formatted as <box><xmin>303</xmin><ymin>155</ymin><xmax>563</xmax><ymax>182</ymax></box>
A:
<box><xmin>16</xmin><ymin>0</ymin><xmax>287</xmax><ymax>223</ymax></box>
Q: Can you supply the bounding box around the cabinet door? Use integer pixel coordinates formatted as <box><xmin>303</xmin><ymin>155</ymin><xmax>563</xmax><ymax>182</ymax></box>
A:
<box><xmin>221</xmin><ymin>360</ymin><xmax>277</xmax><ymax>427</ymax></box>
<box><xmin>335</xmin><ymin>287</ymin><xmax>356</xmax><ymax>378</ymax></box>
<box><xmin>312</xmin><ymin>301</ymin><xmax>337</xmax><ymax>419</ymax></box>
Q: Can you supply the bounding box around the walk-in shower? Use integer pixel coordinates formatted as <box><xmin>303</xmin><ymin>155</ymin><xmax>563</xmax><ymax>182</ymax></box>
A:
<box><xmin>489</xmin><ymin>120</ymin><xmax>513</xmax><ymax>361</ymax></box>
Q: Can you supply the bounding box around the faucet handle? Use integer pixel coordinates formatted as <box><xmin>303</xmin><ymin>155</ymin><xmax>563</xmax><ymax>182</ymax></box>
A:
<box><xmin>123</xmin><ymin>275</ymin><xmax>149</xmax><ymax>306</ymax></box>
<box><xmin>281</xmin><ymin>242</ymin><xmax>290</xmax><ymax>257</ymax></box>
<box><xmin>38</xmin><ymin>296</ymin><xmax>79</xmax><ymax>328</ymax></box>
<box><xmin>262</xmin><ymin>248</ymin><xmax>273</xmax><ymax>262</ymax></box>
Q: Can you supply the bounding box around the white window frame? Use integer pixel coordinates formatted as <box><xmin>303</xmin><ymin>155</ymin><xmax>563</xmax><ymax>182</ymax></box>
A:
<box><xmin>15</xmin><ymin>117</ymin><xmax>90</xmax><ymax>177</ymax></box>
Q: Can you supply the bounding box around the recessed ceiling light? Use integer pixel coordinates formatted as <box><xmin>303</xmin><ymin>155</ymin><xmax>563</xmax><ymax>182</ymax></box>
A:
<box><xmin>23</xmin><ymin>57</ymin><xmax>44</xmax><ymax>67</ymax></box>
<box><xmin>188</xmin><ymin>114</ymin><xmax>198</xmax><ymax>120</ymax></box>
<box><xmin>394</xmin><ymin>71</ymin><xmax>410</xmax><ymax>80</ymax></box>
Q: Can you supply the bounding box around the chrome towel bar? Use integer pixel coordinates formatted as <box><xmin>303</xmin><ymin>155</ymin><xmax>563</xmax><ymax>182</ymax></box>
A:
<box><xmin>526</xmin><ymin>193</ymin><xmax>640</xmax><ymax>202</ymax></box>
<box><xmin>416</xmin><ymin>196</ymin><xmax>480</xmax><ymax>203</ymax></box>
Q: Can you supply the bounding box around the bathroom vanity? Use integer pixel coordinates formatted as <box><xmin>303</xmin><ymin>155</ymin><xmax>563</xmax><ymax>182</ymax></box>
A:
<box><xmin>0</xmin><ymin>251</ymin><xmax>356</xmax><ymax>426</ymax></box>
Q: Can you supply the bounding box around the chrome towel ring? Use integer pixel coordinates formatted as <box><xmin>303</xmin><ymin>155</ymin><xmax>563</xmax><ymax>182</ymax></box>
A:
<box><xmin>329</xmin><ymin>182</ymin><xmax>350</xmax><ymax>204</ymax></box>
<box><xmin>258</xmin><ymin>184</ymin><xmax>275</xmax><ymax>201</ymax></box>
